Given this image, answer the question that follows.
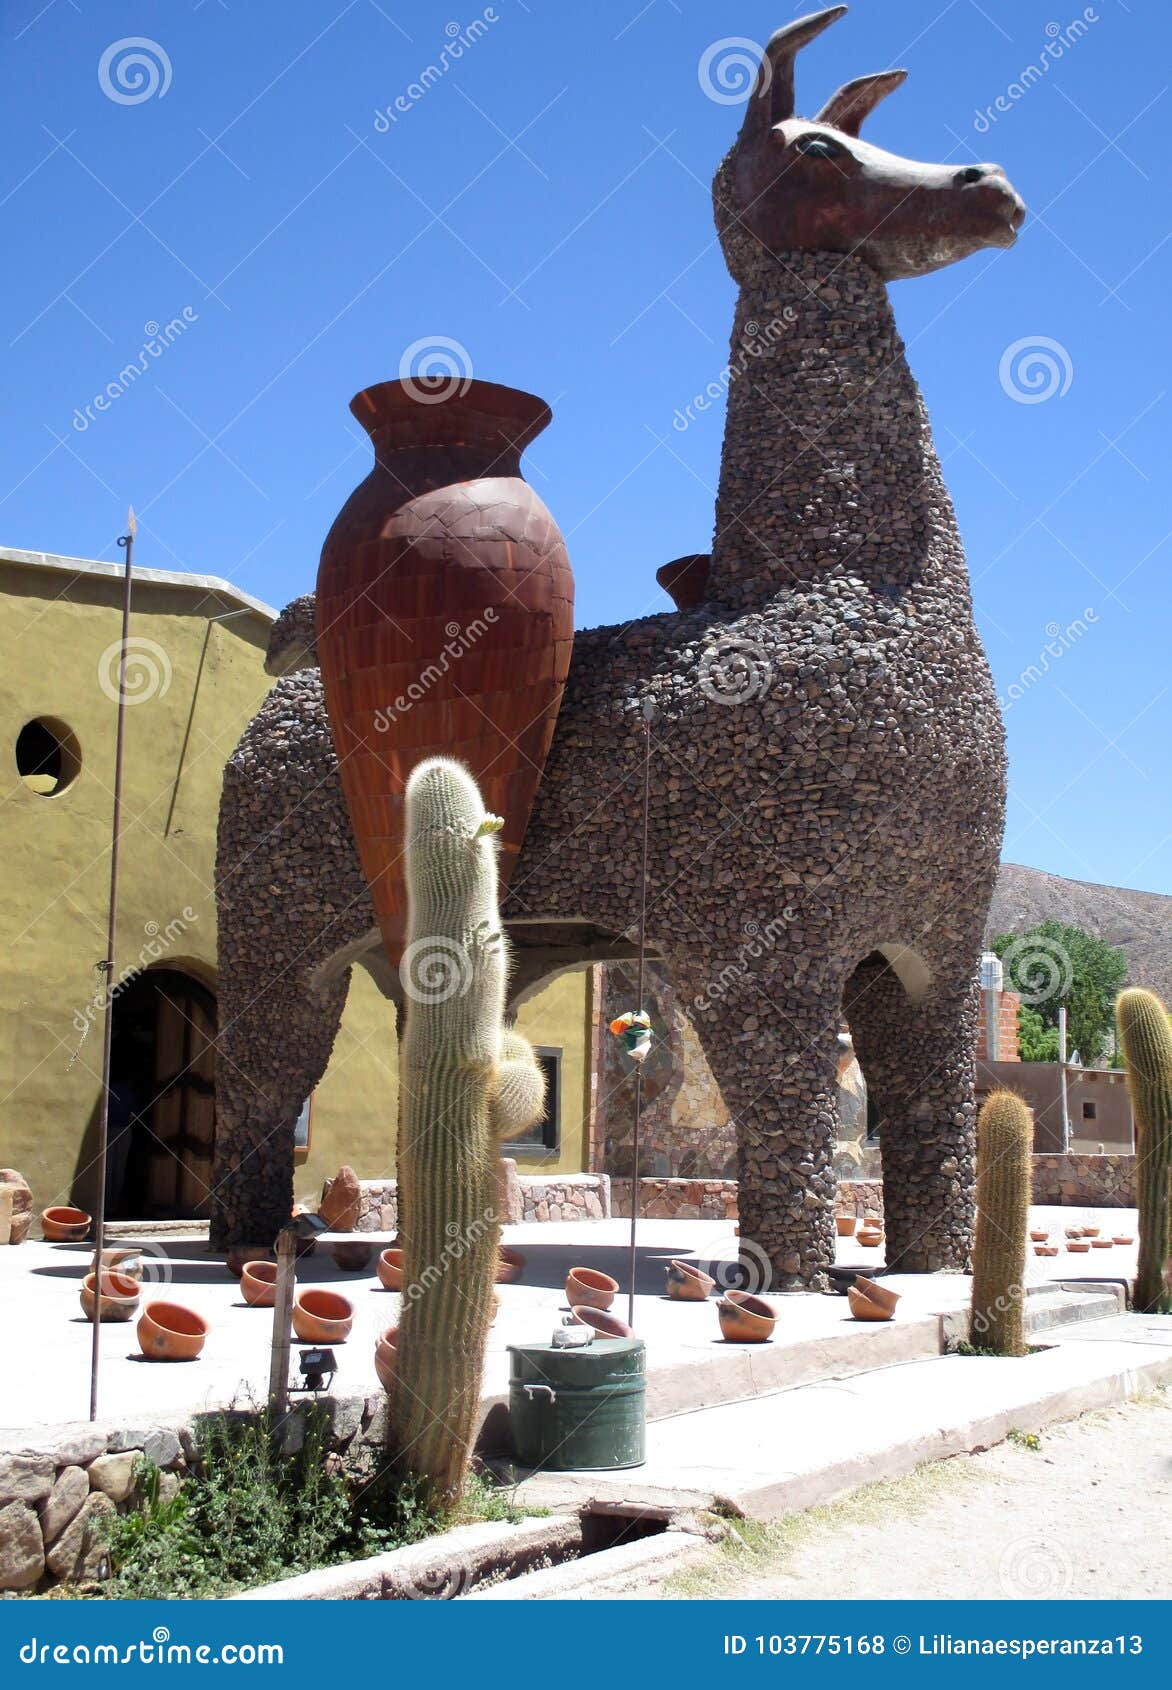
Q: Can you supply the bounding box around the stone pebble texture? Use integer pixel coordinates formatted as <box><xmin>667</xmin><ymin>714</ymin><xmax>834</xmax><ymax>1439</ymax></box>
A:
<box><xmin>212</xmin><ymin>16</ymin><xmax>1012</xmax><ymax>1287</ymax></box>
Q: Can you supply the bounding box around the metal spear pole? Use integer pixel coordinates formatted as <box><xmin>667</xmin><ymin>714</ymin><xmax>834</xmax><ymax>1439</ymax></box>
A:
<box><xmin>89</xmin><ymin>510</ymin><xmax>135</xmax><ymax>1422</ymax></box>
<box><xmin>626</xmin><ymin>697</ymin><xmax>654</xmax><ymax>1328</ymax></box>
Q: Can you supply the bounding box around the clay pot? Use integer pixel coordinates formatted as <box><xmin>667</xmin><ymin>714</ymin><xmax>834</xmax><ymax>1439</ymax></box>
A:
<box><xmin>225</xmin><ymin>1247</ymin><xmax>273</xmax><ymax>1280</ymax></box>
<box><xmin>1091</xmin><ymin>1238</ymin><xmax>1112</xmax><ymax>1249</ymax></box>
<box><xmin>41</xmin><ymin>1206</ymin><xmax>91</xmax><ymax>1243</ymax></box>
<box><xmin>717</xmin><ymin>1290</ymin><xmax>777</xmax><ymax>1343</ymax></box>
<box><xmin>80</xmin><ymin>1270</ymin><xmax>140</xmax><ymax>1323</ymax></box>
<box><xmin>241</xmin><ymin>1260</ymin><xmax>280</xmax><ymax>1307</ymax></box>
<box><xmin>857</xmin><ymin>1228</ymin><xmax>883</xmax><ymax>1248</ymax></box>
<box><xmin>1113</xmin><ymin>1235</ymin><xmax>1134</xmax><ymax>1246</ymax></box>
<box><xmin>496</xmin><ymin>1246</ymin><xmax>526</xmax><ymax>1284</ymax></box>
<box><xmin>377</xmin><ymin>1248</ymin><xmax>405</xmax><ymax>1291</ymax></box>
<box><xmin>331</xmin><ymin>1241</ymin><xmax>374</xmax><ymax>1272</ymax></box>
<box><xmin>665</xmin><ymin>1259</ymin><xmax>715</xmax><ymax>1301</ymax></box>
<box><xmin>565</xmin><ymin>1267</ymin><xmax>618</xmax><ymax>1311</ymax></box>
<box><xmin>1064</xmin><ymin>1227</ymin><xmax>1083</xmax><ymax>1240</ymax></box>
<box><xmin>848</xmin><ymin>1285</ymin><xmax>893</xmax><ymax>1322</ymax></box>
<box><xmin>316</xmin><ymin>379</ymin><xmax>575</xmax><ymax>972</ymax></box>
<box><xmin>1067</xmin><ymin>1240</ymin><xmax>1091</xmax><ymax>1253</ymax></box>
<box><xmin>852</xmin><ymin>1275</ymin><xmax>900</xmax><ymax>1318</ymax></box>
<box><xmin>571</xmin><ymin>1307</ymin><xmax>635</xmax><ymax>1340</ymax></box>
<box><xmin>293</xmin><ymin>1288</ymin><xmax>354</xmax><ymax>1344</ymax></box>
<box><xmin>374</xmin><ymin>1325</ymin><xmax>399</xmax><ymax>1392</ymax></box>
<box><xmin>1081</xmin><ymin>1226</ymin><xmax>1100</xmax><ymax>1238</ymax></box>
<box><xmin>91</xmin><ymin>1246</ymin><xmax>144</xmax><ymax>1280</ymax></box>
<box><xmin>137</xmin><ymin>1300</ymin><xmax>208</xmax><ymax>1362</ymax></box>
<box><xmin>1039</xmin><ymin>1245</ymin><xmax>1059</xmax><ymax>1257</ymax></box>
<box><xmin>1029</xmin><ymin>1230</ymin><xmax>1049</xmax><ymax>1243</ymax></box>
<box><xmin>835</xmin><ymin>1215</ymin><xmax>857</xmax><ymax>1237</ymax></box>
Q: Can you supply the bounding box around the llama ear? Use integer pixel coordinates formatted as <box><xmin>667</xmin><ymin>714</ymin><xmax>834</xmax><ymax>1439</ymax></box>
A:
<box><xmin>815</xmin><ymin>69</ymin><xmax>907</xmax><ymax>135</ymax></box>
<box><xmin>735</xmin><ymin>7</ymin><xmax>847</xmax><ymax>157</ymax></box>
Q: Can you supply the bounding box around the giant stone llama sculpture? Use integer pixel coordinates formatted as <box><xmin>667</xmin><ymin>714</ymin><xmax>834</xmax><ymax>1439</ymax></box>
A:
<box><xmin>211</xmin><ymin>7</ymin><xmax>1022</xmax><ymax>1287</ymax></box>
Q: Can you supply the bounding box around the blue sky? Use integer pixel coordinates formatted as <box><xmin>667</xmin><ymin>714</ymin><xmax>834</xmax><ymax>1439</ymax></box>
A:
<box><xmin>3</xmin><ymin>0</ymin><xmax>1169</xmax><ymax>894</ymax></box>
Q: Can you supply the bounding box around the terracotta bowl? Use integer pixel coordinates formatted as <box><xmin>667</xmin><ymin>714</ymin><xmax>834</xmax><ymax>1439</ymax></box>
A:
<box><xmin>137</xmin><ymin>1300</ymin><xmax>208</xmax><ymax>1362</ymax></box>
<box><xmin>717</xmin><ymin>1290</ymin><xmax>777</xmax><ymax>1343</ymax></box>
<box><xmin>1029</xmin><ymin>1230</ymin><xmax>1049</xmax><ymax>1243</ymax></box>
<box><xmin>566</xmin><ymin>1267</ymin><xmax>618</xmax><ymax>1311</ymax></box>
<box><xmin>835</xmin><ymin>1215</ymin><xmax>857</xmax><ymax>1238</ymax></box>
<box><xmin>1081</xmin><ymin>1226</ymin><xmax>1100</xmax><ymax>1238</ymax></box>
<box><xmin>80</xmin><ymin>1270</ymin><xmax>140</xmax><ymax>1323</ymax></box>
<box><xmin>848</xmin><ymin>1285</ymin><xmax>893</xmax><ymax>1322</ymax></box>
<box><xmin>571</xmin><ymin>1307</ymin><xmax>636</xmax><ymax>1339</ymax></box>
<box><xmin>376</xmin><ymin>1248</ymin><xmax>405</xmax><ymax>1291</ymax></box>
<box><xmin>496</xmin><ymin>1247</ymin><xmax>526</xmax><ymax>1284</ymax></box>
<box><xmin>91</xmin><ymin>1247</ymin><xmax>144</xmax><ymax>1280</ymax></box>
<box><xmin>1067</xmin><ymin>1240</ymin><xmax>1091</xmax><ymax>1253</ymax></box>
<box><xmin>857</xmin><ymin>1229</ymin><xmax>883</xmax><ymax>1249</ymax></box>
<box><xmin>1091</xmin><ymin>1238</ymin><xmax>1112</xmax><ymax>1249</ymax></box>
<box><xmin>241</xmin><ymin>1260</ymin><xmax>279</xmax><ymax>1307</ymax></box>
<box><xmin>374</xmin><ymin>1325</ymin><xmax>399</xmax><ymax>1392</ymax></box>
<box><xmin>1038</xmin><ymin>1245</ymin><xmax>1059</xmax><ymax>1257</ymax></box>
<box><xmin>1065</xmin><ymin>1227</ymin><xmax>1083</xmax><ymax>1240</ymax></box>
<box><xmin>42</xmin><ymin>1206</ymin><xmax>91</xmax><ymax>1243</ymax></box>
<box><xmin>665</xmin><ymin>1259</ymin><xmax>715</xmax><ymax>1301</ymax></box>
<box><xmin>852</xmin><ymin>1275</ymin><xmax>900</xmax><ymax>1317</ymax></box>
<box><xmin>293</xmin><ymin>1288</ymin><xmax>354</xmax><ymax>1344</ymax></box>
<box><xmin>1113</xmin><ymin>1235</ymin><xmax>1134</xmax><ymax>1246</ymax></box>
<box><xmin>332</xmin><ymin>1241</ymin><xmax>374</xmax><ymax>1272</ymax></box>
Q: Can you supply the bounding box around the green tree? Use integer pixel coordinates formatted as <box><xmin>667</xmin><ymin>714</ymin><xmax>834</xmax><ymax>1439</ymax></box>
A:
<box><xmin>1015</xmin><ymin>1004</ymin><xmax>1061</xmax><ymax>1063</ymax></box>
<box><xmin>992</xmin><ymin>921</ymin><xmax>1127</xmax><ymax>1066</ymax></box>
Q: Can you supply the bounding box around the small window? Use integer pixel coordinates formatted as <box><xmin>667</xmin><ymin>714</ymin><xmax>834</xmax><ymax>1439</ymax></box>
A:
<box><xmin>501</xmin><ymin>1046</ymin><xmax>561</xmax><ymax>1155</ymax></box>
<box><xmin>1082</xmin><ymin>1101</ymin><xmax>1097</xmax><ymax>1122</ymax></box>
<box><xmin>15</xmin><ymin>718</ymin><xmax>80</xmax><ymax>795</ymax></box>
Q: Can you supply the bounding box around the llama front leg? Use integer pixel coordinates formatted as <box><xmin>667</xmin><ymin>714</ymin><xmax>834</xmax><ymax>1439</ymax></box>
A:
<box><xmin>845</xmin><ymin>958</ymin><xmax>979</xmax><ymax>1272</ymax></box>
<box><xmin>680</xmin><ymin>957</ymin><xmax>842</xmax><ymax>1289</ymax></box>
<box><xmin>210</xmin><ymin>972</ymin><xmax>350</xmax><ymax>1251</ymax></box>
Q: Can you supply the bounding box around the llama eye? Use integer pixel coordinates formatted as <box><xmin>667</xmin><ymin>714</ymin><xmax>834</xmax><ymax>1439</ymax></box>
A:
<box><xmin>794</xmin><ymin>134</ymin><xmax>842</xmax><ymax>160</ymax></box>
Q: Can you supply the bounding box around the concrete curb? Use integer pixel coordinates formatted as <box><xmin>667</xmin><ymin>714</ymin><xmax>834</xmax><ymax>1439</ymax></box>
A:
<box><xmin>462</xmin><ymin>1531</ymin><xmax>708</xmax><ymax>1600</ymax></box>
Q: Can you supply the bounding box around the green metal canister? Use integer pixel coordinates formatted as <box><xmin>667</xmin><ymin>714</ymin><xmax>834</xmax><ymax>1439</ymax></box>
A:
<box><xmin>507</xmin><ymin>1338</ymin><xmax>646</xmax><ymax>1471</ymax></box>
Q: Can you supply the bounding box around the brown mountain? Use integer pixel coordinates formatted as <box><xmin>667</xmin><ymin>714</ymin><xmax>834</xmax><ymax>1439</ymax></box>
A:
<box><xmin>987</xmin><ymin>862</ymin><xmax>1172</xmax><ymax>1003</ymax></box>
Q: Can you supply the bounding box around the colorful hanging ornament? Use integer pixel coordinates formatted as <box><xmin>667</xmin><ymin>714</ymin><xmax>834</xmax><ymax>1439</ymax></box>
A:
<box><xmin>609</xmin><ymin>1010</ymin><xmax>652</xmax><ymax>1064</ymax></box>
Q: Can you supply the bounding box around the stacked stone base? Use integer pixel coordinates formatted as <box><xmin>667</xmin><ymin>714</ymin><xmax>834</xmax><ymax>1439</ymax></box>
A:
<box><xmin>353</xmin><ymin>1171</ymin><xmax>611</xmax><ymax>1232</ymax></box>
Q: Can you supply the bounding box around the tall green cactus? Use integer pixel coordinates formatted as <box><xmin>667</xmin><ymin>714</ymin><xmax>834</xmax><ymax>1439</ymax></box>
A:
<box><xmin>1116</xmin><ymin>988</ymin><xmax>1172</xmax><ymax>1314</ymax></box>
<box><xmin>970</xmin><ymin>1089</ymin><xmax>1033</xmax><ymax>1356</ymax></box>
<box><xmin>391</xmin><ymin>759</ymin><xmax>507</xmax><ymax>1506</ymax></box>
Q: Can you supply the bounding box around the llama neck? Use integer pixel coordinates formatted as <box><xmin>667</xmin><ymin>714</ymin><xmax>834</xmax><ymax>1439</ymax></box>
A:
<box><xmin>707</xmin><ymin>249</ymin><xmax>954</xmax><ymax>611</ymax></box>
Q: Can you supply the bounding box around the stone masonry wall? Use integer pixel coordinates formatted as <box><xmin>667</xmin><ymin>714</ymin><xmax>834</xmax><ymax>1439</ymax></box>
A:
<box><xmin>353</xmin><ymin>1173</ymin><xmax>610</xmax><ymax>1230</ymax></box>
<box><xmin>1032</xmin><ymin>1153</ymin><xmax>1135</xmax><ymax>1208</ymax></box>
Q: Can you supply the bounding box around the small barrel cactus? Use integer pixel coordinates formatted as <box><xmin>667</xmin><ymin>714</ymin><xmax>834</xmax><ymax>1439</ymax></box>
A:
<box><xmin>969</xmin><ymin>1089</ymin><xmax>1033</xmax><ymax>1356</ymax></box>
<box><xmin>1116</xmin><ymin>988</ymin><xmax>1172</xmax><ymax>1314</ymax></box>
<box><xmin>490</xmin><ymin>1029</ymin><xmax>547</xmax><ymax>1140</ymax></box>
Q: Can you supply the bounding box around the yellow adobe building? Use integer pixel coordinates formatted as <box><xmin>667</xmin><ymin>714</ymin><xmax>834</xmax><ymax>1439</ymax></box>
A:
<box><xmin>0</xmin><ymin>545</ymin><xmax>593</xmax><ymax>1228</ymax></box>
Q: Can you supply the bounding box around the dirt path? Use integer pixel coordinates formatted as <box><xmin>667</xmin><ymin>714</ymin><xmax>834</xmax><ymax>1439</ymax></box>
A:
<box><xmin>664</xmin><ymin>1392</ymin><xmax>1172</xmax><ymax>1601</ymax></box>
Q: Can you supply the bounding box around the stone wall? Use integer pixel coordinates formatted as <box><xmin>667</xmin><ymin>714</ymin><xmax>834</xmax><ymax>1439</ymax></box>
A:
<box><xmin>353</xmin><ymin>1172</ymin><xmax>610</xmax><ymax>1231</ymax></box>
<box><xmin>1032</xmin><ymin>1153</ymin><xmax>1135</xmax><ymax>1208</ymax></box>
<box><xmin>0</xmin><ymin>1396</ymin><xmax>403</xmax><ymax>1593</ymax></box>
<box><xmin>610</xmin><ymin>1177</ymin><xmax>738</xmax><ymax>1222</ymax></box>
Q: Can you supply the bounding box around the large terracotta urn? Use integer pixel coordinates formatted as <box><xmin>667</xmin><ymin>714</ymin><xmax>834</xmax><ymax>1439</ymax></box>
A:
<box><xmin>316</xmin><ymin>378</ymin><xmax>574</xmax><ymax>970</ymax></box>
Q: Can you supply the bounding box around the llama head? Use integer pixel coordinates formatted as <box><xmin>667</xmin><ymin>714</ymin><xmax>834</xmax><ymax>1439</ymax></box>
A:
<box><xmin>714</xmin><ymin>6</ymin><xmax>1025</xmax><ymax>284</ymax></box>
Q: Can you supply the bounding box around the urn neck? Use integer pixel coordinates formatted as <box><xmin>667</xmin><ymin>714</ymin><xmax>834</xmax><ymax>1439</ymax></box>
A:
<box><xmin>351</xmin><ymin>378</ymin><xmax>550</xmax><ymax>480</ymax></box>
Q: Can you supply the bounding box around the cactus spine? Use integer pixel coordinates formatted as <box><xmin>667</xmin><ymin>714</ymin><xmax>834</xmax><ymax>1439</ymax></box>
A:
<box><xmin>1116</xmin><ymin>988</ymin><xmax>1172</xmax><ymax>1314</ymax></box>
<box><xmin>969</xmin><ymin>1089</ymin><xmax>1033</xmax><ymax>1356</ymax></box>
<box><xmin>391</xmin><ymin>759</ymin><xmax>508</xmax><ymax>1506</ymax></box>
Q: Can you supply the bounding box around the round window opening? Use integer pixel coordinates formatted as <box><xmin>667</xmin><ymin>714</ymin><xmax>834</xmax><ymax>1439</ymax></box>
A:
<box><xmin>15</xmin><ymin>718</ymin><xmax>80</xmax><ymax>796</ymax></box>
